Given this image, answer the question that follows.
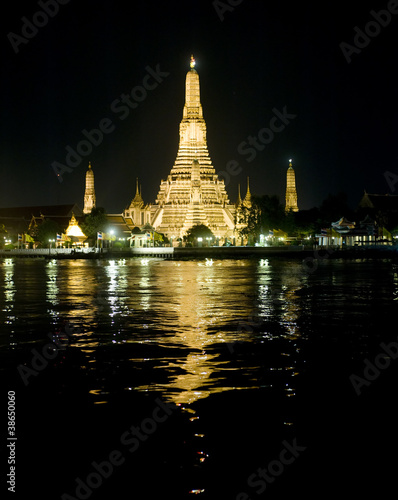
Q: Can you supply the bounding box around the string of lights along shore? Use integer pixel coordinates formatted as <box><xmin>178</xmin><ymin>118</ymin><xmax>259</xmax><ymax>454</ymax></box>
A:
<box><xmin>83</xmin><ymin>55</ymin><xmax>299</xmax><ymax>240</ymax></box>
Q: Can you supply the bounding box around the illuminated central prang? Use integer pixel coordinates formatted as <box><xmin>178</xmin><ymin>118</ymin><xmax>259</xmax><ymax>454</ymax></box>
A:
<box><xmin>151</xmin><ymin>56</ymin><xmax>236</xmax><ymax>241</ymax></box>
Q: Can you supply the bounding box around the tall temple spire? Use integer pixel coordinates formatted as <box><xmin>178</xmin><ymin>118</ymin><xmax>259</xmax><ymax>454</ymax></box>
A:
<box><xmin>151</xmin><ymin>56</ymin><xmax>235</xmax><ymax>240</ymax></box>
<box><xmin>83</xmin><ymin>162</ymin><xmax>96</xmax><ymax>214</ymax></box>
<box><xmin>285</xmin><ymin>159</ymin><xmax>299</xmax><ymax>212</ymax></box>
<box><xmin>183</xmin><ymin>54</ymin><xmax>203</xmax><ymax>120</ymax></box>
<box><xmin>235</xmin><ymin>184</ymin><xmax>242</xmax><ymax>207</ymax></box>
<box><xmin>243</xmin><ymin>177</ymin><xmax>252</xmax><ymax>208</ymax></box>
<box><xmin>156</xmin><ymin>55</ymin><xmax>216</xmax><ymax>177</ymax></box>
<box><xmin>131</xmin><ymin>177</ymin><xmax>143</xmax><ymax>206</ymax></box>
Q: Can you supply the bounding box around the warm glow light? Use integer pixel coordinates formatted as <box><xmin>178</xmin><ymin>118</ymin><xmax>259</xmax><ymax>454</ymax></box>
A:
<box><xmin>190</xmin><ymin>55</ymin><xmax>196</xmax><ymax>68</ymax></box>
<box><xmin>66</xmin><ymin>225</ymin><xmax>85</xmax><ymax>237</ymax></box>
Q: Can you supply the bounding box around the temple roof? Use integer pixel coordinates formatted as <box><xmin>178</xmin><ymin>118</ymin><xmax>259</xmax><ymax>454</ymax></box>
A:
<box><xmin>65</xmin><ymin>215</ymin><xmax>86</xmax><ymax>238</ymax></box>
<box><xmin>358</xmin><ymin>192</ymin><xmax>398</xmax><ymax>210</ymax></box>
<box><xmin>243</xmin><ymin>177</ymin><xmax>252</xmax><ymax>208</ymax></box>
<box><xmin>105</xmin><ymin>214</ymin><xmax>135</xmax><ymax>234</ymax></box>
<box><xmin>129</xmin><ymin>178</ymin><xmax>144</xmax><ymax>207</ymax></box>
<box><xmin>360</xmin><ymin>214</ymin><xmax>376</xmax><ymax>225</ymax></box>
<box><xmin>331</xmin><ymin>216</ymin><xmax>355</xmax><ymax>232</ymax></box>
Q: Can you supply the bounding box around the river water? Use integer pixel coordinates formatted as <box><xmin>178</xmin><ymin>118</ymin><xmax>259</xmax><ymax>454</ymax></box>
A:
<box><xmin>1</xmin><ymin>256</ymin><xmax>398</xmax><ymax>499</ymax></box>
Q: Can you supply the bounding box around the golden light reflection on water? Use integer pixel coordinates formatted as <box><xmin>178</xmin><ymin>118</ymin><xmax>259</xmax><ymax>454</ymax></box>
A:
<box><xmin>0</xmin><ymin>257</ymin><xmax>310</xmax><ymax>407</ymax></box>
<box><xmin>0</xmin><ymin>257</ymin><xmax>307</xmax><ymax>407</ymax></box>
<box><xmin>116</xmin><ymin>259</ymin><xmax>306</xmax><ymax>405</ymax></box>
<box><xmin>120</xmin><ymin>260</ymin><xmax>255</xmax><ymax>404</ymax></box>
<box><xmin>37</xmin><ymin>258</ymin><xmax>309</xmax><ymax>406</ymax></box>
<box><xmin>3</xmin><ymin>258</ymin><xmax>397</xmax><ymax>410</ymax></box>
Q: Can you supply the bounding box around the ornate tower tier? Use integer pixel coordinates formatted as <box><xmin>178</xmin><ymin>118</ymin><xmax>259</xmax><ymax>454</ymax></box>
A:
<box><xmin>285</xmin><ymin>159</ymin><xmax>299</xmax><ymax>212</ymax></box>
<box><xmin>152</xmin><ymin>56</ymin><xmax>235</xmax><ymax>240</ymax></box>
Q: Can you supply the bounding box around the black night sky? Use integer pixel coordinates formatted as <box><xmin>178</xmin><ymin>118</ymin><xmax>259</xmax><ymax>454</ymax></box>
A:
<box><xmin>1</xmin><ymin>0</ymin><xmax>397</xmax><ymax>213</ymax></box>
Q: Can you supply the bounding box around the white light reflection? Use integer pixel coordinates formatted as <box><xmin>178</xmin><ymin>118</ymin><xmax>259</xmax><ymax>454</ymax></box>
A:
<box><xmin>46</xmin><ymin>260</ymin><xmax>59</xmax><ymax>321</ymax></box>
<box><xmin>393</xmin><ymin>263</ymin><xmax>398</xmax><ymax>301</ymax></box>
<box><xmin>2</xmin><ymin>258</ymin><xmax>15</xmax><ymax>328</ymax></box>
<box><xmin>3</xmin><ymin>258</ymin><xmax>15</xmax><ymax>306</ymax></box>
<box><xmin>139</xmin><ymin>276</ymin><xmax>151</xmax><ymax>311</ymax></box>
<box><xmin>256</xmin><ymin>260</ymin><xmax>304</xmax><ymax>339</ymax></box>
<box><xmin>106</xmin><ymin>260</ymin><xmax>118</xmax><ymax>317</ymax></box>
<box><xmin>105</xmin><ymin>260</ymin><xmax>129</xmax><ymax>319</ymax></box>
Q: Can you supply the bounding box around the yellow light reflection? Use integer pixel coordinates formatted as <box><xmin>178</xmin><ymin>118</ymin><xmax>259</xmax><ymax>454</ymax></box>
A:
<box><xmin>130</xmin><ymin>260</ymin><xmax>261</xmax><ymax>405</ymax></box>
<box><xmin>47</xmin><ymin>259</ymin><xmax>306</xmax><ymax>409</ymax></box>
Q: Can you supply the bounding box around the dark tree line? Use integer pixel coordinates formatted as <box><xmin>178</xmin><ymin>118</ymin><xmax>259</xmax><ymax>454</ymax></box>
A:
<box><xmin>237</xmin><ymin>192</ymin><xmax>353</xmax><ymax>242</ymax></box>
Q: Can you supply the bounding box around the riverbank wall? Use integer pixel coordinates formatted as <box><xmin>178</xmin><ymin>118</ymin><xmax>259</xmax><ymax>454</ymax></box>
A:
<box><xmin>0</xmin><ymin>245</ymin><xmax>397</xmax><ymax>260</ymax></box>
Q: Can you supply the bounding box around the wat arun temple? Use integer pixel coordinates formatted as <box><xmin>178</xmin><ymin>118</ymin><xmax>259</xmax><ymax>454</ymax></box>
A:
<box><xmin>83</xmin><ymin>56</ymin><xmax>298</xmax><ymax>244</ymax></box>
<box><xmin>150</xmin><ymin>56</ymin><xmax>238</xmax><ymax>238</ymax></box>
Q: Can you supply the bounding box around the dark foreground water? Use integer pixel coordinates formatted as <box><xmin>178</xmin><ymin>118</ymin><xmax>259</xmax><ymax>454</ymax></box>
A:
<box><xmin>1</xmin><ymin>256</ymin><xmax>398</xmax><ymax>499</ymax></box>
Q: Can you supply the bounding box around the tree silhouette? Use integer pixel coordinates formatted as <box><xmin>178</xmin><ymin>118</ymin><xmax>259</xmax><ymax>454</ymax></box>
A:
<box><xmin>184</xmin><ymin>224</ymin><xmax>215</xmax><ymax>245</ymax></box>
<box><xmin>81</xmin><ymin>207</ymin><xmax>108</xmax><ymax>240</ymax></box>
<box><xmin>239</xmin><ymin>195</ymin><xmax>285</xmax><ymax>241</ymax></box>
<box><xmin>36</xmin><ymin>219</ymin><xmax>62</xmax><ymax>246</ymax></box>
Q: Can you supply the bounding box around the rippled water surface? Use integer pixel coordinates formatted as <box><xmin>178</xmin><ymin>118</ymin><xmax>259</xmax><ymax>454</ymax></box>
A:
<box><xmin>2</xmin><ymin>256</ymin><xmax>398</xmax><ymax>499</ymax></box>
